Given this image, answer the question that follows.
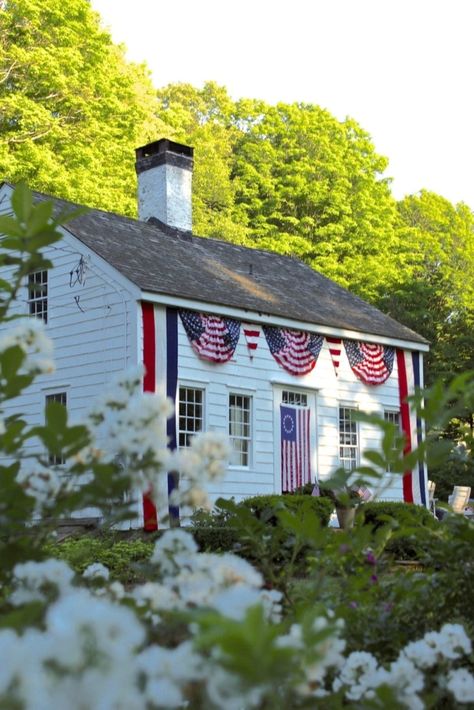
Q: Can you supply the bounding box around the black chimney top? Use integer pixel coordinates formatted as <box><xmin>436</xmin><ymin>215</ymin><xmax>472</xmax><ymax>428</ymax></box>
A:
<box><xmin>135</xmin><ymin>139</ymin><xmax>194</xmax><ymax>174</ymax></box>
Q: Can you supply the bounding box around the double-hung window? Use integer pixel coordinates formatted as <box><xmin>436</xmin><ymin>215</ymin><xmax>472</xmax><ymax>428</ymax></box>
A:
<box><xmin>28</xmin><ymin>270</ymin><xmax>48</xmax><ymax>323</ymax></box>
<box><xmin>339</xmin><ymin>406</ymin><xmax>358</xmax><ymax>471</ymax></box>
<box><xmin>45</xmin><ymin>392</ymin><xmax>67</xmax><ymax>465</ymax></box>
<box><xmin>229</xmin><ymin>393</ymin><xmax>251</xmax><ymax>467</ymax></box>
<box><xmin>178</xmin><ymin>386</ymin><xmax>204</xmax><ymax>448</ymax></box>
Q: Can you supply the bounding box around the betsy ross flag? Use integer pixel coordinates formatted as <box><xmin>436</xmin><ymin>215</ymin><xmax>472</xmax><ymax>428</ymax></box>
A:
<box><xmin>280</xmin><ymin>405</ymin><xmax>311</xmax><ymax>492</ymax></box>
<box><xmin>180</xmin><ymin>310</ymin><xmax>240</xmax><ymax>363</ymax></box>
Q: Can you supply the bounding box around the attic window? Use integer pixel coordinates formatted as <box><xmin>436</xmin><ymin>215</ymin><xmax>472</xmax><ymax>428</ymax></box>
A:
<box><xmin>28</xmin><ymin>270</ymin><xmax>48</xmax><ymax>323</ymax></box>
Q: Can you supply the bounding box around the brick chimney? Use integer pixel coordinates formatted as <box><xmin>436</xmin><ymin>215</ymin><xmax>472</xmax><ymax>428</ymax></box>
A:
<box><xmin>135</xmin><ymin>139</ymin><xmax>194</xmax><ymax>232</ymax></box>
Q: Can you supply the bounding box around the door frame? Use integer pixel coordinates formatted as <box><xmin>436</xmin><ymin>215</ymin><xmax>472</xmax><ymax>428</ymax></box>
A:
<box><xmin>272</xmin><ymin>384</ymin><xmax>319</xmax><ymax>494</ymax></box>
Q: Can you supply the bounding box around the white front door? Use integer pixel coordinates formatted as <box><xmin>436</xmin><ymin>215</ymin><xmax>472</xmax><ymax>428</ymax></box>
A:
<box><xmin>272</xmin><ymin>386</ymin><xmax>318</xmax><ymax>493</ymax></box>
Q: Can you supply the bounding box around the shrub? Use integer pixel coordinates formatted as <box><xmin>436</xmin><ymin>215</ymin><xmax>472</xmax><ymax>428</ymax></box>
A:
<box><xmin>360</xmin><ymin>501</ymin><xmax>437</xmax><ymax>530</ymax></box>
<box><xmin>191</xmin><ymin>526</ymin><xmax>240</xmax><ymax>553</ymax></box>
<box><xmin>46</xmin><ymin>535</ymin><xmax>154</xmax><ymax>584</ymax></box>
<box><xmin>359</xmin><ymin>501</ymin><xmax>437</xmax><ymax>561</ymax></box>
<box><xmin>239</xmin><ymin>494</ymin><xmax>334</xmax><ymax>527</ymax></box>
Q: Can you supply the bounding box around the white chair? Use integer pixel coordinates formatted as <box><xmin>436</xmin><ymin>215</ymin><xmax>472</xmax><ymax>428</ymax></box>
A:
<box><xmin>448</xmin><ymin>486</ymin><xmax>471</xmax><ymax>514</ymax></box>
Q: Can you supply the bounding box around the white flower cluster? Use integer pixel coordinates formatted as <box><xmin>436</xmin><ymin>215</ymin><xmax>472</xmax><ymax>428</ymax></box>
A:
<box><xmin>0</xmin><ymin>319</ymin><xmax>55</xmax><ymax>374</ymax></box>
<box><xmin>277</xmin><ymin>615</ymin><xmax>346</xmax><ymax>697</ymax></box>
<box><xmin>333</xmin><ymin>623</ymin><xmax>474</xmax><ymax>707</ymax></box>
<box><xmin>9</xmin><ymin>559</ymin><xmax>75</xmax><ymax>606</ymax></box>
<box><xmin>2</xmin><ymin>539</ymin><xmax>474</xmax><ymax>709</ymax></box>
<box><xmin>132</xmin><ymin>529</ymin><xmax>283</xmax><ymax>622</ymax></box>
<box><xmin>172</xmin><ymin>431</ymin><xmax>231</xmax><ymax>510</ymax></box>
<box><xmin>15</xmin><ymin>459</ymin><xmax>62</xmax><ymax>512</ymax></box>
<box><xmin>83</xmin><ymin>369</ymin><xmax>230</xmax><ymax>516</ymax></box>
<box><xmin>86</xmin><ymin>366</ymin><xmax>173</xmax><ymax>472</ymax></box>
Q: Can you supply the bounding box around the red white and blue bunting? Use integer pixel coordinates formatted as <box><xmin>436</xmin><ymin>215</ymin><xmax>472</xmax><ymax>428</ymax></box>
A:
<box><xmin>343</xmin><ymin>341</ymin><xmax>395</xmax><ymax>385</ymax></box>
<box><xmin>397</xmin><ymin>349</ymin><xmax>427</xmax><ymax>505</ymax></box>
<box><xmin>179</xmin><ymin>310</ymin><xmax>240</xmax><ymax>363</ymax></box>
<box><xmin>263</xmin><ymin>326</ymin><xmax>324</xmax><ymax>376</ymax></box>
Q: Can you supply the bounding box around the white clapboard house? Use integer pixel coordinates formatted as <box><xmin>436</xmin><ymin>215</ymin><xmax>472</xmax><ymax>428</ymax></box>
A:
<box><xmin>0</xmin><ymin>139</ymin><xmax>429</xmax><ymax>529</ymax></box>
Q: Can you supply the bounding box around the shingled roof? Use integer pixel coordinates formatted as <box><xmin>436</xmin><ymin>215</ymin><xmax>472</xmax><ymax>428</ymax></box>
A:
<box><xmin>33</xmin><ymin>189</ymin><xmax>427</xmax><ymax>346</ymax></box>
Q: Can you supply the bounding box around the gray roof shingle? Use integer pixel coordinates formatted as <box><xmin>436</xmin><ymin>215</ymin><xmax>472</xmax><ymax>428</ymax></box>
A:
<box><xmin>33</xmin><ymin>189</ymin><xmax>427</xmax><ymax>346</ymax></box>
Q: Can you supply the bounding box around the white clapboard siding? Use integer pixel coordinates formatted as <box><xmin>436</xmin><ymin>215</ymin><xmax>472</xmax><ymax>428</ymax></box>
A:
<box><xmin>0</xmin><ymin>186</ymin><xmax>141</xmax><ymax>520</ymax></box>
<box><xmin>176</xmin><ymin>317</ymin><xmax>409</xmax><ymax>505</ymax></box>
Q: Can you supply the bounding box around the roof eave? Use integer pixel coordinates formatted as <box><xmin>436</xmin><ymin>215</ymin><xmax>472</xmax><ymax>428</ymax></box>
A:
<box><xmin>140</xmin><ymin>289</ymin><xmax>430</xmax><ymax>352</ymax></box>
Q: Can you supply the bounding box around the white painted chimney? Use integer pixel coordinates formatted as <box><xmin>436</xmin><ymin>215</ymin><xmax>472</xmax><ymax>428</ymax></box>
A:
<box><xmin>135</xmin><ymin>139</ymin><xmax>194</xmax><ymax>231</ymax></box>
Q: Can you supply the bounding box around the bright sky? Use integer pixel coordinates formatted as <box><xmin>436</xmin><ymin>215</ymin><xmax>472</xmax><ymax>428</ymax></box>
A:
<box><xmin>91</xmin><ymin>0</ymin><xmax>474</xmax><ymax>209</ymax></box>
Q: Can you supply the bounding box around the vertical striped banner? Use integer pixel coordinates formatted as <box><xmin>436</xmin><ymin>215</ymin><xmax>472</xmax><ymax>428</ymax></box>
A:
<box><xmin>166</xmin><ymin>308</ymin><xmax>179</xmax><ymax>523</ymax></box>
<box><xmin>141</xmin><ymin>302</ymin><xmax>158</xmax><ymax>531</ymax></box>
<box><xmin>396</xmin><ymin>349</ymin><xmax>427</xmax><ymax>506</ymax></box>
<box><xmin>280</xmin><ymin>405</ymin><xmax>311</xmax><ymax>492</ymax></box>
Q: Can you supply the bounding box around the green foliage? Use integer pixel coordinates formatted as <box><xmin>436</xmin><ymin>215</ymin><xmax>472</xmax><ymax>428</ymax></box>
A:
<box><xmin>382</xmin><ymin>191</ymin><xmax>474</xmax><ymax>384</ymax></box>
<box><xmin>360</xmin><ymin>501</ymin><xmax>437</xmax><ymax>530</ymax></box>
<box><xmin>239</xmin><ymin>494</ymin><xmax>334</xmax><ymax>526</ymax></box>
<box><xmin>46</xmin><ymin>536</ymin><xmax>153</xmax><ymax>584</ymax></box>
<box><xmin>0</xmin><ymin>184</ymin><xmax>135</xmax><ymax>581</ymax></box>
<box><xmin>191</xmin><ymin>526</ymin><xmax>239</xmax><ymax>553</ymax></box>
<box><xmin>0</xmin><ymin>0</ymin><xmax>168</xmax><ymax>216</ymax></box>
<box><xmin>429</xmin><ymin>454</ymin><xmax>474</xmax><ymax>501</ymax></box>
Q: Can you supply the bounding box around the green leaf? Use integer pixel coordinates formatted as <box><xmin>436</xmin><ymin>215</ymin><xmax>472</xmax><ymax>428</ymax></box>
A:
<box><xmin>11</xmin><ymin>182</ymin><xmax>33</xmax><ymax>223</ymax></box>
<box><xmin>0</xmin><ymin>215</ymin><xmax>23</xmax><ymax>237</ymax></box>
<box><xmin>27</xmin><ymin>200</ymin><xmax>54</xmax><ymax>235</ymax></box>
<box><xmin>45</xmin><ymin>400</ymin><xmax>68</xmax><ymax>431</ymax></box>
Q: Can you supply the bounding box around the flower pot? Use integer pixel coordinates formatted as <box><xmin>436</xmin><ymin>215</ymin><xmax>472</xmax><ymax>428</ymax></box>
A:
<box><xmin>336</xmin><ymin>507</ymin><xmax>356</xmax><ymax>530</ymax></box>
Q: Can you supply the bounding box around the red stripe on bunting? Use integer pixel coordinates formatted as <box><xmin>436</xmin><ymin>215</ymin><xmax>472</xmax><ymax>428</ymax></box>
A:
<box><xmin>326</xmin><ymin>336</ymin><xmax>342</xmax><ymax>375</ymax></box>
<box><xmin>397</xmin><ymin>349</ymin><xmax>414</xmax><ymax>503</ymax></box>
<box><xmin>141</xmin><ymin>302</ymin><xmax>158</xmax><ymax>531</ymax></box>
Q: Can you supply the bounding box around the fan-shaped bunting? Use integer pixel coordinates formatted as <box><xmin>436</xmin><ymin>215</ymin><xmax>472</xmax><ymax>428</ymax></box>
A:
<box><xmin>180</xmin><ymin>310</ymin><xmax>240</xmax><ymax>363</ymax></box>
<box><xmin>343</xmin><ymin>340</ymin><xmax>395</xmax><ymax>385</ymax></box>
<box><xmin>263</xmin><ymin>326</ymin><xmax>324</xmax><ymax>375</ymax></box>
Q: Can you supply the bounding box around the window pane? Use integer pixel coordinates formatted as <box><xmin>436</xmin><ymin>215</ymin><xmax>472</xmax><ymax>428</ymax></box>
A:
<box><xmin>339</xmin><ymin>407</ymin><xmax>358</xmax><ymax>470</ymax></box>
<box><xmin>28</xmin><ymin>270</ymin><xmax>48</xmax><ymax>323</ymax></box>
<box><xmin>229</xmin><ymin>394</ymin><xmax>251</xmax><ymax>466</ymax></box>
<box><xmin>178</xmin><ymin>387</ymin><xmax>203</xmax><ymax>448</ymax></box>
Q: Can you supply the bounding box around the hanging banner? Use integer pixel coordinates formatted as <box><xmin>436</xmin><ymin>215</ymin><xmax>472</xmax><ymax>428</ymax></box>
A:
<box><xmin>344</xmin><ymin>340</ymin><xmax>395</xmax><ymax>385</ymax></box>
<box><xmin>263</xmin><ymin>326</ymin><xmax>323</xmax><ymax>376</ymax></box>
<box><xmin>397</xmin><ymin>349</ymin><xmax>427</xmax><ymax>506</ymax></box>
<box><xmin>180</xmin><ymin>310</ymin><xmax>240</xmax><ymax>363</ymax></box>
<box><xmin>242</xmin><ymin>323</ymin><xmax>261</xmax><ymax>358</ymax></box>
<box><xmin>280</xmin><ymin>405</ymin><xmax>311</xmax><ymax>492</ymax></box>
<box><xmin>326</xmin><ymin>336</ymin><xmax>342</xmax><ymax>376</ymax></box>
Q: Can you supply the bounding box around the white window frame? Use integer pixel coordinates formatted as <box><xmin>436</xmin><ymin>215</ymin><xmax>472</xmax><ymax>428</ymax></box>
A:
<box><xmin>177</xmin><ymin>385</ymin><xmax>205</xmax><ymax>448</ymax></box>
<box><xmin>228</xmin><ymin>391</ymin><xmax>252</xmax><ymax>468</ymax></box>
<box><xmin>28</xmin><ymin>270</ymin><xmax>48</xmax><ymax>323</ymax></box>
<box><xmin>339</xmin><ymin>405</ymin><xmax>359</xmax><ymax>471</ymax></box>
<box><xmin>45</xmin><ymin>391</ymin><xmax>67</xmax><ymax>465</ymax></box>
<box><xmin>281</xmin><ymin>389</ymin><xmax>308</xmax><ymax>407</ymax></box>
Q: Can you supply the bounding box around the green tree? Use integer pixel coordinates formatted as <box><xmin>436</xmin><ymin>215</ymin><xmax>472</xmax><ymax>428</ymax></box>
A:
<box><xmin>0</xmin><ymin>0</ymin><xmax>167</xmax><ymax>215</ymax></box>
<box><xmin>156</xmin><ymin>83</ymin><xmax>402</xmax><ymax>302</ymax></box>
<box><xmin>383</xmin><ymin>191</ymin><xmax>474</xmax><ymax>384</ymax></box>
<box><xmin>155</xmin><ymin>82</ymin><xmax>249</xmax><ymax>244</ymax></box>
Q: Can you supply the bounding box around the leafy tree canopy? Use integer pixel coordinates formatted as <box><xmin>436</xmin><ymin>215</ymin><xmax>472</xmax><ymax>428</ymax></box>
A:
<box><xmin>0</xmin><ymin>0</ymin><xmax>168</xmax><ymax>215</ymax></box>
<box><xmin>1</xmin><ymin>0</ymin><xmax>473</xmax><ymax>389</ymax></box>
<box><xmin>156</xmin><ymin>83</ymin><xmax>400</xmax><ymax>302</ymax></box>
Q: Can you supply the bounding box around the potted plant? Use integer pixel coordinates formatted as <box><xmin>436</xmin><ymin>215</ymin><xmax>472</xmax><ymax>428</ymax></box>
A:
<box><xmin>319</xmin><ymin>480</ymin><xmax>366</xmax><ymax>530</ymax></box>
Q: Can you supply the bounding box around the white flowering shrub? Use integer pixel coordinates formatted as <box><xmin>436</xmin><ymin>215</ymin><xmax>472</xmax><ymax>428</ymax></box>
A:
<box><xmin>1</xmin><ymin>184</ymin><xmax>474</xmax><ymax>709</ymax></box>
